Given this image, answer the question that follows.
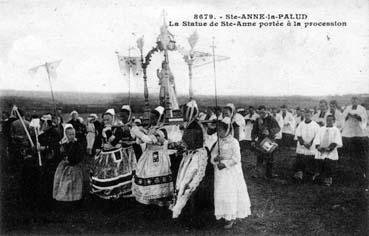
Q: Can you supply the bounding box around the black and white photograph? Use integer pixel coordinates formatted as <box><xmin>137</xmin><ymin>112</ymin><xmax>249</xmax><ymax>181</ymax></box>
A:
<box><xmin>0</xmin><ymin>0</ymin><xmax>368</xmax><ymax>235</ymax></box>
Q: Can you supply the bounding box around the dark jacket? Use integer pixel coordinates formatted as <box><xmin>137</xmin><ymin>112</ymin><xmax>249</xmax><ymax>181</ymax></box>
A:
<box><xmin>61</xmin><ymin>141</ymin><xmax>83</xmax><ymax>166</ymax></box>
<box><xmin>182</xmin><ymin>120</ymin><xmax>204</xmax><ymax>150</ymax></box>
<box><xmin>38</xmin><ymin>126</ymin><xmax>62</xmax><ymax>162</ymax></box>
<box><xmin>68</xmin><ymin>119</ymin><xmax>87</xmax><ymax>142</ymax></box>
<box><xmin>251</xmin><ymin>115</ymin><xmax>280</xmax><ymax>142</ymax></box>
<box><xmin>94</xmin><ymin>126</ymin><xmax>124</xmax><ymax>150</ymax></box>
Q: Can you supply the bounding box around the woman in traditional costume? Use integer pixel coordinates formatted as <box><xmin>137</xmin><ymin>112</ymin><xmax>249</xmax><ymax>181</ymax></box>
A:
<box><xmin>169</xmin><ymin>100</ymin><xmax>208</xmax><ymax>219</ymax></box>
<box><xmin>118</xmin><ymin>105</ymin><xmax>142</xmax><ymax>161</ymax></box>
<box><xmin>67</xmin><ymin>110</ymin><xmax>87</xmax><ymax>152</ymax></box>
<box><xmin>211</xmin><ymin>117</ymin><xmax>252</xmax><ymax>229</ymax></box>
<box><xmin>90</xmin><ymin>109</ymin><xmax>135</xmax><ymax>199</ymax></box>
<box><xmin>131</xmin><ymin>106</ymin><xmax>174</xmax><ymax>206</ymax></box>
<box><xmin>53</xmin><ymin>125</ymin><xmax>83</xmax><ymax>202</ymax></box>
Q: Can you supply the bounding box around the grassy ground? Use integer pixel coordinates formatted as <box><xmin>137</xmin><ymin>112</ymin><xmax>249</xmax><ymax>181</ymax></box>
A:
<box><xmin>0</xmin><ymin>141</ymin><xmax>368</xmax><ymax>235</ymax></box>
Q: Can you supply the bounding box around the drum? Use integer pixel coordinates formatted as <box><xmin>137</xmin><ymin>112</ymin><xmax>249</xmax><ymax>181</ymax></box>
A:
<box><xmin>90</xmin><ymin>147</ymin><xmax>137</xmax><ymax>199</ymax></box>
<box><xmin>257</xmin><ymin>137</ymin><xmax>278</xmax><ymax>154</ymax></box>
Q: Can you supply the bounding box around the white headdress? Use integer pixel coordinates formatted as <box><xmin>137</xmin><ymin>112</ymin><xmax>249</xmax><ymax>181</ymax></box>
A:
<box><xmin>121</xmin><ymin>105</ymin><xmax>132</xmax><ymax>124</ymax></box>
<box><xmin>154</xmin><ymin>106</ymin><xmax>165</xmax><ymax>126</ymax></box>
<box><xmin>225</xmin><ymin>103</ymin><xmax>236</xmax><ymax>118</ymax></box>
<box><xmin>70</xmin><ymin>110</ymin><xmax>78</xmax><ymax>117</ymax></box>
<box><xmin>60</xmin><ymin>123</ymin><xmax>75</xmax><ymax>144</ymax></box>
<box><xmin>220</xmin><ymin>117</ymin><xmax>232</xmax><ymax>136</ymax></box>
<box><xmin>185</xmin><ymin>100</ymin><xmax>199</xmax><ymax>123</ymax></box>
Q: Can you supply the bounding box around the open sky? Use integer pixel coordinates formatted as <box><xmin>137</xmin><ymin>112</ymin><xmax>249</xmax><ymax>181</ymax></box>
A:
<box><xmin>0</xmin><ymin>0</ymin><xmax>368</xmax><ymax>96</ymax></box>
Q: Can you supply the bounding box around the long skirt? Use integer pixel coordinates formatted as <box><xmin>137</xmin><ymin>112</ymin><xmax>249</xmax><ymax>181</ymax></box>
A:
<box><xmin>133</xmin><ymin>144</ymin><xmax>174</xmax><ymax>206</ymax></box>
<box><xmin>53</xmin><ymin>160</ymin><xmax>83</xmax><ymax>201</ymax></box>
<box><xmin>90</xmin><ymin>147</ymin><xmax>137</xmax><ymax>199</ymax></box>
<box><xmin>214</xmin><ymin>163</ymin><xmax>251</xmax><ymax>221</ymax></box>
<box><xmin>170</xmin><ymin>148</ymin><xmax>208</xmax><ymax>218</ymax></box>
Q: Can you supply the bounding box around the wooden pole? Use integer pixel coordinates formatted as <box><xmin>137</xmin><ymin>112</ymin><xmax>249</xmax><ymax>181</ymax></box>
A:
<box><xmin>13</xmin><ymin>106</ymin><xmax>34</xmax><ymax>148</ymax></box>
<box><xmin>164</xmin><ymin>50</ymin><xmax>173</xmax><ymax>119</ymax></box>
<box><xmin>34</xmin><ymin>127</ymin><xmax>42</xmax><ymax>166</ymax></box>
<box><xmin>188</xmin><ymin>55</ymin><xmax>194</xmax><ymax>100</ymax></box>
<box><xmin>141</xmin><ymin>49</ymin><xmax>150</xmax><ymax>119</ymax></box>
<box><xmin>45</xmin><ymin>62</ymin><xmax>57</xmax><ymax>116</ymax></box>
<box><xmin>127</xmin><ymin>47</ymin><xmax>133</xmax><ymax>106</ymax></box>
<box><xmin>210</xmin><ymin>37</ymin><xmax>221</xmax><ymax>164</ymax></box>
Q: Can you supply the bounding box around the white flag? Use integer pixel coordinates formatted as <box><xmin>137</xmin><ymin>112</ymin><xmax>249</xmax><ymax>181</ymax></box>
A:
<box><xmin>45</xmin><ymin>60</ymin><xmax>62</xmax><ymax>80</ymax></box>
<box><xmin>117</xmin><ymin>54</ymin><xmax>142</xmax><ymax>77</ymax></box>
<box><xmin>188</xmin><ymin>31</ymin><xmax>199</xmax><ymax>50</ymax></box>
<box><xmin>192</xmin><ymin>51</ymin><xmax>230</xmax><ymax>68</ymax></box>
<box><xmin>136</xmin><ymin>36</ymin><xmax>144</xmax><ymax>51</ymax></box>
<box><xmin>28</xmin><ymin>65</ymin><xmax>42</xmax><ymax>77</ymax></box>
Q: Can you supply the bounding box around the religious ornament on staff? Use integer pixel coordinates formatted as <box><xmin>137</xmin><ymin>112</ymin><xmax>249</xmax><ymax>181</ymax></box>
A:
<box><xmin>29</xmin><ymin>60</ymin><xmax>62</xmax><ymax>116</ymax></box>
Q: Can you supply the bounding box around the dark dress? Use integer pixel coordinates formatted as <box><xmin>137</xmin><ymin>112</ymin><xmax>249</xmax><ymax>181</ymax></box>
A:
<box><xmin>38</xmin><ymin>126</ymin><xmax>62</xmax><ymax>206</ymax></box>
<box><xmin>171</xmin><ymin>120</ymin><xmax>213</xmax><ymax>225</ymax></box>
<box><xmin>68</xmin><ymin>119</ymin><xmax>87</xmax><ymax>152</ymax></box>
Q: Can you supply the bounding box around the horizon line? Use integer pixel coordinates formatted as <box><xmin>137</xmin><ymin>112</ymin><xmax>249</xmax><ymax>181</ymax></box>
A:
<box><xmin>0</xmin><ymin>89</ymin><xmax>368</xmax><ymax>98</ymax></box>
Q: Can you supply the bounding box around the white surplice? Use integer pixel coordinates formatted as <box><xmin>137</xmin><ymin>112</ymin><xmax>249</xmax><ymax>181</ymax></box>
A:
<box><xmin>313</xmin><ymin>126</ymin><xmax>342</xmax><ymax>160</ymax></box>
<box><xmin>295</xmin><ymin>120</ymin><xmax>320</xmax><ymax>155</ymax></box>
<box><xmin>244</xmin><ymin>113</ymin><xmax>260</xmax><ymax>141</ymax></box>
<box><xmin>341</xmin><ymin>105</ymin><xmax>368</xmax><ymax>138</ymax></box>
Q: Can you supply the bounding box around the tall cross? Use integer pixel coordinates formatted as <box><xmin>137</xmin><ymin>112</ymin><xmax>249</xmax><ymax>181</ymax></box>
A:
<box><xmin>161</xmin><ymin>9</ymin><xmax>167</xmax><ymax>26</ymax></box>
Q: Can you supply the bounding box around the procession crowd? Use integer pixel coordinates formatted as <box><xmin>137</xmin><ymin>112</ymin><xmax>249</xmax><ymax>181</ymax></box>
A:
<box><xmin>0</xmin><ymin>96</ymin><xmax>368</xmax><ymax>230</ymax></box>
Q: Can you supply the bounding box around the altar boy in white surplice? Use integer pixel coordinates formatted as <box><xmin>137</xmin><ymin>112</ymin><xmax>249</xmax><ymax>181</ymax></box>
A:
<box><xmin>313</xmin><ymin>115</ymin><xmax>342</xmax><ymax>186</ymax></box>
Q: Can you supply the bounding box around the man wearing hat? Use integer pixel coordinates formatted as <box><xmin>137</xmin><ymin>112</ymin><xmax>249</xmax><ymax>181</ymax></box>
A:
<box><xmin>251</xmin><ymin>105</ymin><xmax>280</xmax><ymax>178</ymax></box>
<box><xmin>9</xmin><ymin>108</ymin><xmax>32</xmax><ymax>170</ymax></box>
<box><xmin>37</xmin><ymin>113</ymin><xmax>63</xmax><ymax>208</ymax></box>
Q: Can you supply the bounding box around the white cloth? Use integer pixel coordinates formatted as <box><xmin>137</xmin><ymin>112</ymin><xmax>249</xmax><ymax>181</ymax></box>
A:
<box><xmin>273</xmin><ymin>113</ymin><xmax>284</xmax><ymax>140</ymax></box>
<box><xmin>313</xmin><ymin>126</ymin><xmax>342</xmax><ymax>160</ymax></box>
<box><xmin>295</xmin><ymin>121</ymin><xmax>320</xmax><ymax>156</ymax></box>
<box><xmin>161</xmin><ymin>125</ymin><xmax>183</xmax><ymax>143</ymax></box>
<box><xmin>279</xmin><ymin>111</ymin><xmax>296</xmax><ymax>135</ymax></box>
<box><xmin>294</xmin><ymin>115</ymin><xmax>304</xmax><ymax>128</ymax></box>
<box><xmin>132</xmin><ymin>126</ymin><xmax>173</xmax><ymax>205</ymax></box>
<box><xmin>170</xmin><ymin>148</ymin><xmax>208</xmax><ymax>218</ymax></box>
<box><xmin>244</xmin><ymin>113</ymin><xmax>259</xmax><ymax>141</ymax></box>
<box><xmin>313</xmin><ymin>110</ymin><xmax>331</xmax><ymax>127</ymax></box>
<box><xmin>210</xmin><ymin>135</ymin><xmax>251</xmax><ymax>221</ymax></box>
<box><xmin>341</xmin><ymin>105</ymin><xmax>368</xmax><ymax>138</ymax></box>
<box><xmin>331</xmin><ymin>109</ymin><xmax>343</xmax><ymax>130</ymax></box>
<box><xmin>232</xmin><ymin>113</ymin><xmax>246</xmax><ymax>141</ymax></box>
<box><xmin>86</xmin><ymin>123</ymin><xmax>96</xmax><ymax>150</ymax></box>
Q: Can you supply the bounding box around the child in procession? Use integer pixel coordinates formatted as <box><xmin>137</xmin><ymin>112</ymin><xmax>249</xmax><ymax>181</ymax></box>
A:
<box><xmin>53</xmin><ymin>125</ymin><xmax>84</xmax><ymax>206</ymax></box>
<box><xmin>211</xmin><ymin>117</ymin><xmax>251</xmax><ymax>229</ymax></box>
<box><xmin>313</xmin><ymin>115</ymin><xmax>342</xmax><ymax>186</ymax></box>
<box><xmin>293</xmin><ymin>109</ymin><xmax>320</xmax><ymax>181</ymax></box>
